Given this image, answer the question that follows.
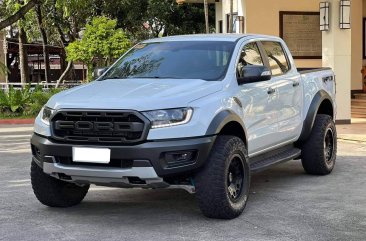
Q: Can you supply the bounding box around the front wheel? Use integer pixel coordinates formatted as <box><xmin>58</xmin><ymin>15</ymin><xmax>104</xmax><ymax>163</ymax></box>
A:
<box><xmin>195</xmin><ymin>135</ymin><xmax>250</xmax><ymax>219</ymax></box>
<box><xmin>301</xmin><ymin>114</ymin><xmax>337</xmax><ymax>175</ymax></box>
<box><xmin>31</xmin><ymin>161</ymin><xmax>89</xmax><ymax>207</ymax></box>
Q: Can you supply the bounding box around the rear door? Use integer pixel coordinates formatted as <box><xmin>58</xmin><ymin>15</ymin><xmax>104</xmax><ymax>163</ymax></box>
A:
<box><xmin>235</xmin><ymin>41</ymin><xmax>280</xmax><ymax>155</ymax></box>
<box><xmin>260</xmin><ymin>41</ymin><xmax>303</xmax><ymax>143</ymax></box>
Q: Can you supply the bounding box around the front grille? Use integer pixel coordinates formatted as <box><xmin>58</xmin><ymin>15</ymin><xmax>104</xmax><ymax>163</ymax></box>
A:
<box><xmin>50</xmin><ymin>110</ymin><xmax>150</xmax><ymax>144</ymax></box>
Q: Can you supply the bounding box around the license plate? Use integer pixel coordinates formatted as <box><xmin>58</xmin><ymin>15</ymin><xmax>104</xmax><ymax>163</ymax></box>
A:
<box><xmin>72</xmin><ymin>147</ymin><xmax>111</xmax><ymax>164</ymax></box>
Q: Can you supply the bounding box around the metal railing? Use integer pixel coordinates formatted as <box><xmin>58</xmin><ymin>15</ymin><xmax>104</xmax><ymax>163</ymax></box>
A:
<box><xmin>0</xmin><ymin>81</ymin><xmax>83</xmax><ymax>92</ymax></box>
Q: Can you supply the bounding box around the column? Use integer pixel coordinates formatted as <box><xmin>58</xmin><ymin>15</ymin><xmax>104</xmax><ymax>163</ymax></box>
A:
<box><xmin>322</xmin><ymin>0</ymin><xmax>352</xmax><ymax>123</ymax></box>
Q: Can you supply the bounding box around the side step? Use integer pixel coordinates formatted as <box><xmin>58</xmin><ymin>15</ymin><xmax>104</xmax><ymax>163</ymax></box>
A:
<box><xmin>249</xmin><ymin>146</ymin><xmax>301</xmax><ymax>173</ymax></box>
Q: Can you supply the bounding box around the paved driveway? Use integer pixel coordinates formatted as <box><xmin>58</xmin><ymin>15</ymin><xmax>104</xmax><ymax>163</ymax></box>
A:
<box><xmin>0</xmin><ymin>125</ymin><xmax>365</xmax><ymax>241</ymax></box>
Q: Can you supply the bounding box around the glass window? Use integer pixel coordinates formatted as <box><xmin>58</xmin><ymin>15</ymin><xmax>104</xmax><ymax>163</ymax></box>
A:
<box><xmin>101</xmin><ymin>41</ymin><xmax>235</xmax><ymax>81</ymax></box>
<box><xmin>261</xmin><ymin>41</ymin><xmax>290</xmax><ymax>76</ymax></box>
<box><xmin>237</xmin><ymin>42</ymin><xmax>264</xmax><ymax>78</ymax></box>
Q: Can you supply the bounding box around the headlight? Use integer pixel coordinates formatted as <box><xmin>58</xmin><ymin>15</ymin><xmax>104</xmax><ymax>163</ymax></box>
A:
<box><xmin>40</xmin><ymin>106</ymin><xmax>55</xmax><ymax>125</ymax></box>
<box><xmin>142</xmin><ymin>108</ymin><xmax>193</xmax><ymax>129</ymax></box>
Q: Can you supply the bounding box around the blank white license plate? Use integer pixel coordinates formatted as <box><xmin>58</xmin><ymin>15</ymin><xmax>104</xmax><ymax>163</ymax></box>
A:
<box><xmin>72</xmin><ymin>147</ymin><xmax>111</xmax><ymax>164</ymax></box>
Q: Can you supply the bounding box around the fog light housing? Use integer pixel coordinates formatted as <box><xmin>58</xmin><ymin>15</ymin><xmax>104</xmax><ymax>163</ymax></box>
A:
<box><xmin>163</xmin><ymin>150</ymin><xmax>197</xmax><ymax>168</ymax></box>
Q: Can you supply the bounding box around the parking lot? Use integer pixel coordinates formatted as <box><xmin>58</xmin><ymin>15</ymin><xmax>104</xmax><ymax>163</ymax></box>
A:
<box><xmin>1</xmin><ymin>124</ymin><xmax>366</xmax><ymax>241</ymax></box>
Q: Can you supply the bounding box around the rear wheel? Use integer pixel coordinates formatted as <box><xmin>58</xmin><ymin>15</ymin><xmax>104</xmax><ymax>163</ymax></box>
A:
<box><xmin>301</xmin><ymin>114</ymin><xmax>337</xmax><ymax>175</ymax></box>
<box><xmin>195</xmin><ymin>135</ymin><xmax>250</xmax><ymax>219</ymax></box>
<box><xmin>31</xmin><ymin>161</ymin><xmax>89</xmax><ymax>207</ymax></box>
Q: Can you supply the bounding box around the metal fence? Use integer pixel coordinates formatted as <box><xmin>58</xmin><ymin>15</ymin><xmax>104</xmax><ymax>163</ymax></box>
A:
<box><xmin>0</xmin><ymin>81</ymin><xmax>83</xmax><ymax>92</ymax></box>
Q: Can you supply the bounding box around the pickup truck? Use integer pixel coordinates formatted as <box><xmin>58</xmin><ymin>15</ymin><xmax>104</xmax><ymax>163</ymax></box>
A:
<box><xmin>30</xmin><ymin>34</ymin><xmax>337</xmax><ymax>219</ymax></box>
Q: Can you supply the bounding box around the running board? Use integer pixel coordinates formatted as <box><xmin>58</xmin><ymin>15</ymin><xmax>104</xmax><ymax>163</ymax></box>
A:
<box><xmin>249</xmin><ymin>147</ymin><xmax>301</xmax><ymax>173</ymax></box>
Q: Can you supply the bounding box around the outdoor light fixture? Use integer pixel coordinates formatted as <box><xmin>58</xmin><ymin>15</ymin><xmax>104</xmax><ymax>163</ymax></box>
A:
<box><xmin>339</xmin><ymin>0</ymin><xmax>351</xmax><ymax>29</ymax></box>
<box><xmin>320</xmin><ymin>2</ymin><xmax>330</xmax><ymax>31</ymax></box>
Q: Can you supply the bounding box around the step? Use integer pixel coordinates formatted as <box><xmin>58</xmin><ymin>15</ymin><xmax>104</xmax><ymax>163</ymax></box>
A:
<box><xmin>351</xmin><ymin>99</ymin><xmax>366</xmax><ymax>107</ymax></box>
<box><xmin>351</xmin><ymin>107</ymin><xmax>366</xmax><ymax>114</ymax></box>
<box><xmin>250</xmin><ymin>146</ymin><xmax>301</xmax><ymax>173</ymax></box>
<box><xmin>351</xmin><ymin>99</ymin><xmax>366</xmax><ymax>104</ymax></box>
<box><xmin>354</xmin><ymin>93</ymin><xmax>366</xmax><ymax>100</ymax></box>
<box><xmin>351</xmin><ymin>106</ymin><xmax>366</xmax><ymax>111</ymax></box>
<box><xmin>351</xmin><ymin>112</ymin><xmax>366</xmax><ymax>118</ymax></box>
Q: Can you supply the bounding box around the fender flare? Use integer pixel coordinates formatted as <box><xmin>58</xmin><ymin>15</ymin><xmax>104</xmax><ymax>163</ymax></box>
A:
<box><xmin>206</xmin><ymin>110</ymin><xmax>248</xmax><ymax>147</ymax></box>
<box><xmin>297</xmin><ymin>90</ymin><xmax>334</xmax><ymax>143</ymax></box>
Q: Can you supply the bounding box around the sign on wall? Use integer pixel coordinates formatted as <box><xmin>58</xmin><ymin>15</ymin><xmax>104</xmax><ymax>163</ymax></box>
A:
<box><xmin>279</xmin><ymin>11</ymin><xmax>322</xmax><ymax>59</ymax></box>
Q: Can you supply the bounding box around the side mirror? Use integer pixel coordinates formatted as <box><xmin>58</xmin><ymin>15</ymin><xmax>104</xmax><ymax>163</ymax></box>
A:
<box><xmin>237</xmin><ymin>65</ymin><xmax>271</xmax><ymax>85</ymax></box>
<box><xmin>93</xmin><ymin>67</ymin><xmax>108</xmax><ymax>79</ymax></box>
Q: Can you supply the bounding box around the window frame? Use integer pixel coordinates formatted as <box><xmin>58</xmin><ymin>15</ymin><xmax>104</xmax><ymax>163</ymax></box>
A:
<box><xmin>235</xmin><ymin>41</ymin><xmax>268</xmax><ymax>82</ymax></box>
<box><xmin>259</xmin><ymin>41</ymin><xmax>292</xmax><ymax>77</ymax></box>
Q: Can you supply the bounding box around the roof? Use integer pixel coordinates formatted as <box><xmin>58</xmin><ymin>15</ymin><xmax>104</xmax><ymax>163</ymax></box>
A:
<box><xmin>5</xmin><ymin>38</ymin><xmax>63</xmax><ymax>55</ymax></box>
<box><xmin>143</xmin><ymin>34</ymin><xmax>282</xmax><ymax>43</ymax></box>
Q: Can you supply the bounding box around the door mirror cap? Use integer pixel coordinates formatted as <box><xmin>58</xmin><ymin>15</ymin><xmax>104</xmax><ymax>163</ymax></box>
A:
<box><xmin>93</xmin><ymin>67</ymin><xmax>108</xmax><ymax>79</ymax></box>
<box><xmin>237</xmin><ymin>66</ymin><xmax>272</xmax><ymax>85</ymax></box>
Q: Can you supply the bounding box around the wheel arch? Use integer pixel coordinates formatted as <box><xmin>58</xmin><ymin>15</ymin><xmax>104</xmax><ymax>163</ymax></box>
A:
<box><xmin>206</xmin><ymin>110</ymin><xmax>248</xmax><ymax>148</ymax></box>
<box><xmin>297</xmin><ymin>90</ymin><xmax>334</xmax><ymax>143</ymax></box>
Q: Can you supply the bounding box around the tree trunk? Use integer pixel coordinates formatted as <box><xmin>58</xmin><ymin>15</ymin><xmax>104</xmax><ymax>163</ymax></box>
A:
<box><xmin>0</xmin><ymin>0</ymin><xmax>39</xmax><ymax>30</ymax></box>
<box><xmin>55</xmin><ymin>60</ymin><xmax>73</xmax><ymax>88</ymax></box>
<box><xmin>35</xmin><ymin>4</ymin><xmax>50</xmax><ymax>83</ymax></box>
<box><xmin>229</xmin><ymin>0</ymin><xmax>233</xmax><ymax>33</ymax></box>
<box><xmin>18</xmin><ymin>24</ymin><xmax>29</xmax><ymax>84</ymax></box>
<box><xmin>204</xmin><ymin>0</ymin><xmax>209</xmax><ymax>34</ymax></box>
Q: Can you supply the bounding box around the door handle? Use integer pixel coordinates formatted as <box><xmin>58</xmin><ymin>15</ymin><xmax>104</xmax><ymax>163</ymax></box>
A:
<box><xmin>292</xmin><ymin>81</ymin><xmax>300</xmax><ymax>87</ymax></box>
<box><xmin>267</xmin><ymin>87</ymin><xmax>276</xmax><ymax>95</ymax></box>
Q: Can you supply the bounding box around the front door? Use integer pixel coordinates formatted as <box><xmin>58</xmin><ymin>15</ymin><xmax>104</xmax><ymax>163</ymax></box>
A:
<box><xmin>235</xmin><ymin>41</ymin><xmax>280</xmax><ymax>156</ymax></box>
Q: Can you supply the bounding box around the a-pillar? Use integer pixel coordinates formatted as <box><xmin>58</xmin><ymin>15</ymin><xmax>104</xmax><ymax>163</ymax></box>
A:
<box><xmin>322</xmin><ymin>0</ymin><xmax>352</xmax><ymax>124</ymax></box>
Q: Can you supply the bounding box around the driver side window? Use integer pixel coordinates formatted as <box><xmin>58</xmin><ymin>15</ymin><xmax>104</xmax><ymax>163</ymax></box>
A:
<box><xmin>237</xmin><ymin>42</ymin><xmax>264</xmax><ymax>78</ymax></box>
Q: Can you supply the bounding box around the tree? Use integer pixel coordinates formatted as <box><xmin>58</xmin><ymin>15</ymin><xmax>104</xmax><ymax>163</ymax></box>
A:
<box><xmin>66</xmin><ymin>16</ymin><xmax>131</xmax><ymax>80</ymax></box>
<box><xmin>35</xmin><ymin>3</ymin><xmax>50</xmax><ymax>83</ymax></box>
<box><xmin>0</xmin><ymin>0</ymin><xmax>39</xmax><ymax>30</ymax></box>
<box><xmin>145</xmin><ymin>0</ymin><xmax>215</xmax><ymax>37</ymax></box>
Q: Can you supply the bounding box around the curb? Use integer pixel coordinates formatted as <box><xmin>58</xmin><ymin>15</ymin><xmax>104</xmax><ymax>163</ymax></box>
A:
<box><xmin>0</xmin><ymin>118</ymin><xmax>35</xmax><ymax>125</ymax></box>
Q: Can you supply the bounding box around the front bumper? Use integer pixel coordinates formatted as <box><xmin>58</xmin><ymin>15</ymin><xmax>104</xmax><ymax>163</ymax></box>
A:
<box><xmin>31</xmin><ymin>133</ymin><xmax>215</xmax><ymax>184</ymax></box>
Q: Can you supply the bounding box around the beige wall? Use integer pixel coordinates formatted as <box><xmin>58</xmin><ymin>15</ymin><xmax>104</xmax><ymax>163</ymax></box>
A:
<box><xmin>352</xmin><ymin>0</ymin><xmax>363</xmax><ymax>90</ymax></box>
<box><xmin>245</xmin><ymin>0</ymin><xmax>321</xmax><ymax>68</ymax></box>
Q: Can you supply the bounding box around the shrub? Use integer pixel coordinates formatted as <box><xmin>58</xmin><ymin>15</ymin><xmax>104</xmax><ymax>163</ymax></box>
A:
<box><xmin>0</xmin><ymin>85</ymin><xmax>63</xmax><ymax>118</ymax></box>
<box><xmin>0</xmin><ymin>85</ymin><xmax>31</xmax><ymax>114</ymax></box>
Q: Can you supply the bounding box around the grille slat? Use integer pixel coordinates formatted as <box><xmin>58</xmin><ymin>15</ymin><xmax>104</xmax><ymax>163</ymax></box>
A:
<box><xmin>50</xmin><ymin>110</ymin><xmax>149</xmax><ymax>144</ymax></box>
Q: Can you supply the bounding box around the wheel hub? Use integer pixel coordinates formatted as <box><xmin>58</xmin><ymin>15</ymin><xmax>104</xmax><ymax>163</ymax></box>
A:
<box><xmin>227</xmin><ymin>156</ymin><xmax>244</xmax><ymax>201</ymax></box>
<box><xmin>324</xmin><ymin>128</ymin><xmax>334</xmax><ymax>164</ymax></box>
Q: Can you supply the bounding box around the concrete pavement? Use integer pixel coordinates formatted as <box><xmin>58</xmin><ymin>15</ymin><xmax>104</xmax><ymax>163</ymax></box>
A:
<box><xmin>0</xmin><ymin>123</ymin><xmax>365</xmax><ymax>241</ymax></box>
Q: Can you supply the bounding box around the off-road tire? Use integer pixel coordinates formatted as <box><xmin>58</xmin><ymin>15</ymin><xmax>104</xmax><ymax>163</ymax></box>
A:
<box><xmin>301</xmin><ymin>114</ymin><xmax>337</xmax><ymax>175</ymax></box>
<box><xmin>31</xmin><ymin>161</ymin><xmax>89</xmax><ymax>207</ymax></box>
<box><xmin>195</xmin><ymin>135</ymin><xmax>250</xmax><ymax>219</ymax></box>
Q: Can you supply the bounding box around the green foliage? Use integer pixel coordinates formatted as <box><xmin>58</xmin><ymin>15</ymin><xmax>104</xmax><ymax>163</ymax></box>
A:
<box><xmin>0</xmin><ymin>85</ymin><xmax>63</xmax><ymax>117</ymax></box>
<box><xmin>0</xmin><ymin>85</ymin><xmax>31</xmax><ymax>113</ymax></box>
<box><xmin>0</xmin><ymin>62</ymin><xmax>10</xmax><ymax>76</ymax></box>
<box><xmin>25</xmin><ymin>87</ymin><xmax>63</xmax><ymax>116</ymax></box>
<box><xmin>145</xmin><ymin>0</ymin><xmax>215</xmax><ymax>37</ymax></box>
<box><xmin>66</xmin><ymin>16</ymin><xmax>131</xmax><ymax>80</ymax></box>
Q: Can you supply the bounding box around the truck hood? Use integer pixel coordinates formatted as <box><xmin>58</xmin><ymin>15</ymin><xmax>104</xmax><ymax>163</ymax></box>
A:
<box><xmin>47</xmin><ymin>78</ymin><xmax>223</xmax><ymax>110</ymax></box>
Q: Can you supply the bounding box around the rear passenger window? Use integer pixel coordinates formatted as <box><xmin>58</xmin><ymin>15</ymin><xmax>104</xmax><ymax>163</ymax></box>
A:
<box><xmin>261</xmin><ymin>41</ymin><xmax>290</xmax><ymax>76</ymax></box>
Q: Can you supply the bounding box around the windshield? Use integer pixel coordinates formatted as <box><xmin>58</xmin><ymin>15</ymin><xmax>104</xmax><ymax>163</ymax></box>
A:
<box><xmin>101</xmin><ymin>41</ymin><xmax>235</xmax><ymax>81</ymax></box>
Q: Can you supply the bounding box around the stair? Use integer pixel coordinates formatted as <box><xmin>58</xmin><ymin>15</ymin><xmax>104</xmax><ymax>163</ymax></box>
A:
<box><xmin>352</xmin><ymin>93</ymin><xmax>366</xmax><ymax>118</ymax></box>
